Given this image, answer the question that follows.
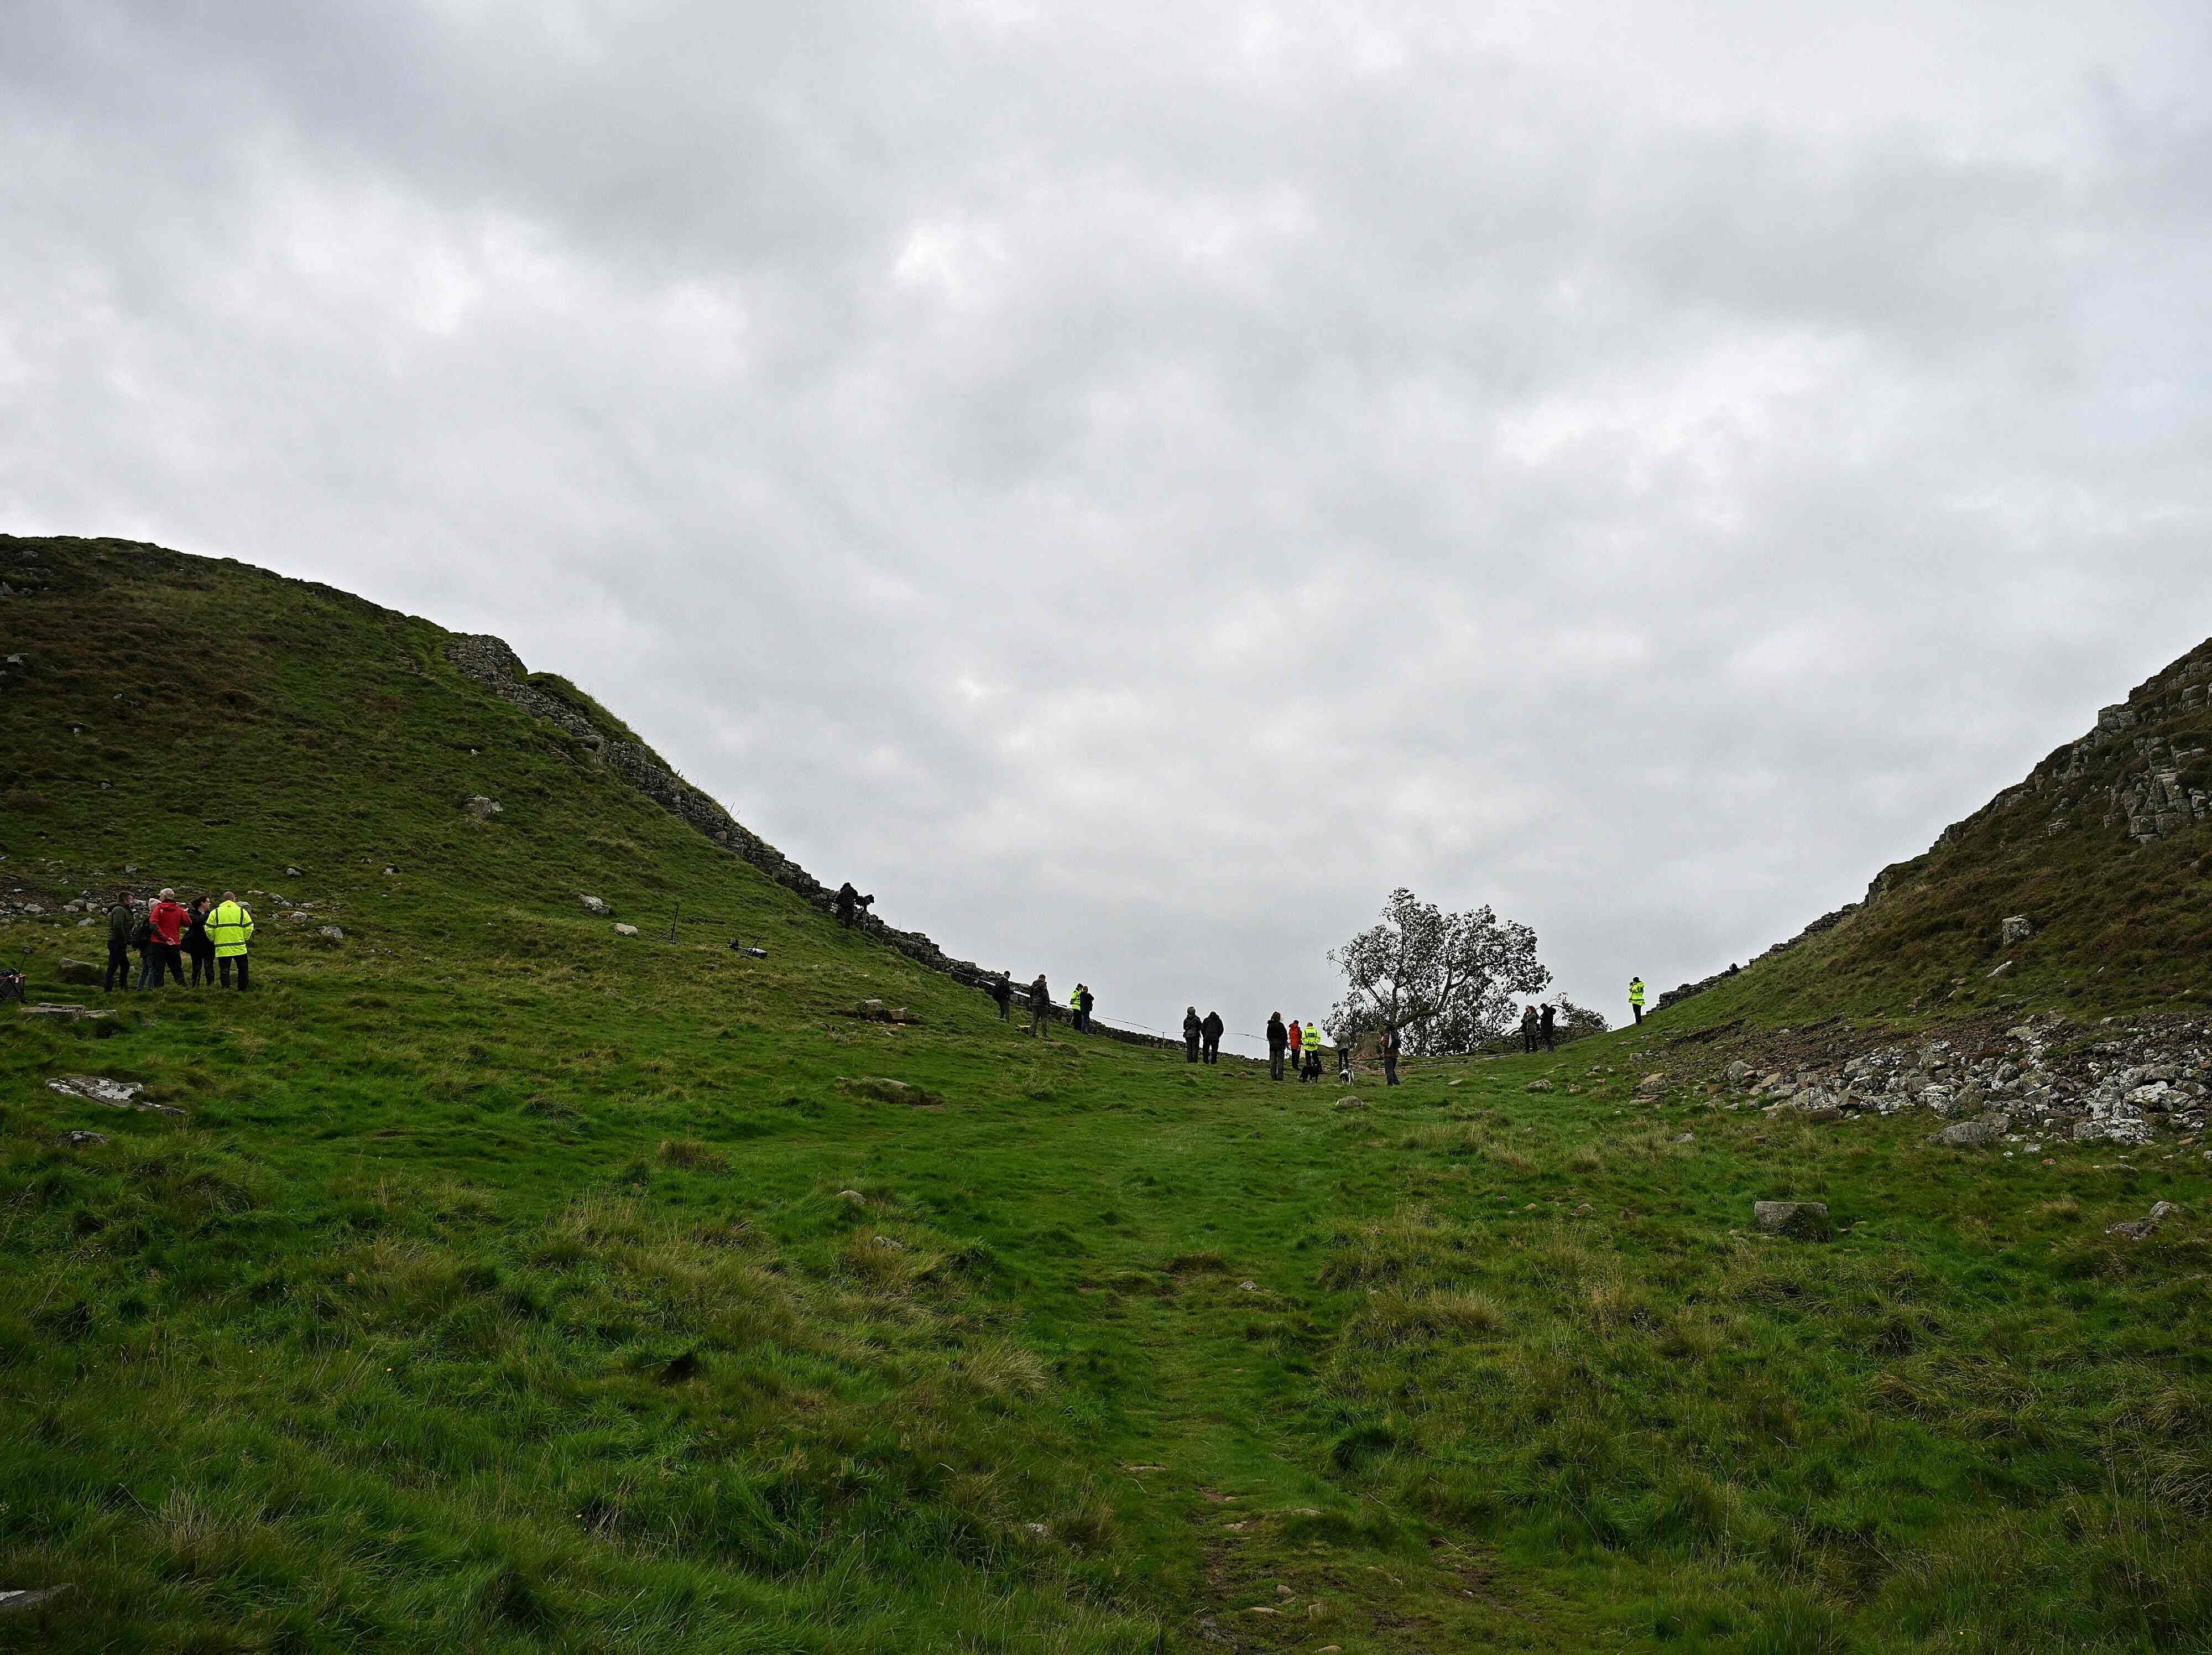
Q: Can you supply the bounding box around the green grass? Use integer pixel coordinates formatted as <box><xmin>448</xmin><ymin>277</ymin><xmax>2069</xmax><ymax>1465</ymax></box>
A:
<box><xmin>3</xmin><ymin>537</ymin><xmax>2210</xmax><ymax>1651</ymax></box>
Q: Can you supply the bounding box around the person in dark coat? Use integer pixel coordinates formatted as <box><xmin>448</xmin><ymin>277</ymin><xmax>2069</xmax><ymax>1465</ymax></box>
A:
<box><xmin>184</xmin><ymin>896</ymin><xmax>217</xmax><ymax>987</ymax></box>
<box><xmin>989</xmin><ymin>971</ymin><xmax>1013</xmax><ymax>1020</ymax></box>
<box><xmin>1078</xmin><ymin>985</ymin><xmax>1096</xmax><ymax>1032</ymax></box>
<box><xmin>1381</xmin><ymin>1024</ymin><xmax>1401</xmax><ymax>1086</ymax></box>
<box><xmin>1539</xmin><ymin>1002</ymin><xmax>1557</xmax><ymax>1052</ymax></box>
<box><xmin>1521</xmin><ymin>1005</ymin><xmax>1540</xmax><ymax>1055</ymax></box>
<box><xmin>1029</xmin><ymin>973</ymin><xmax>1050</xmax><ymax>1038</ymax></box>
<box><xmin>105</xmin><ymin>892</ymin><xmax>137</xmax><ymax>992</ymax></box>
<box><xmin>1266</xmin><ymin>1013</ymin><xmax>1288</xmax><ymax>1081</ymax></box>
<box><xmin>835</xmin><ymin>883</ymin><xmax>874</xmax><ymax>928</ymax></box>
<box><xmin>1182</xmin><ymin>1007</ymin><xmax>1202</xmax><ymax>1063</ymax></box>
<box><xmin>1200</xmin><ymin>1011</ymin><xmax>1224</xmax><ymax>1064</ymax></box>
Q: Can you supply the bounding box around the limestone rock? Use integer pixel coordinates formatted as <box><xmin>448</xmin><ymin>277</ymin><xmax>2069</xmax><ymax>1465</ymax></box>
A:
<box><xmin>46</xmin><ymin>1076</ymin><xmax>182</xmax><ymax>1116</ymax></box>
<box><xmin>1931</xmin><ymin>1117</ymin><xmax>2006</xmax><ymax>1148</ymax></box>
<box><xmin>2000</xmin><ymin>915</ymin><xmax>2034</xmax><ymax>945</ymax></box>
<box><xmin>463</xmin><ymin>795</ymin><xmax>502</xmax><ymax>820</ymax></box>
<box><xmin>1525</xmin><ymin>1079</ymin><xmax>1554</xmax><ymax>1093</ymax></box>
<box><xmin>580</xmin><ymin>894</ymin><xmax>611</xmax><ymax>915</ymax></box>
<box><xmin>54</xmin><ymin>957</ymin><xmax>101</xmax><ymax>986</ymax></box>
<box><xmin>613</xmin><ymin>923</ymin><xmax>639</xmax><ymax>936</ymax></box>
<box><xmin>2106</xmin><ymin>1200</ymin><xmax>2179</xmax><ymax>1240</ymax></box>
<box><xmin>317</xmin><ymin>925</ymin><xmax>345</xmax><ymax>942</ymax></box>
<box><xmin>59</xmin><ymin>1130</ymin><xmax>107</xmax><ymax>1147</ymax></box>
<box><xmin>1753</xmin><ymin>1200</ymin><xmax>1832</xmax><ymax>1241</ymax></box>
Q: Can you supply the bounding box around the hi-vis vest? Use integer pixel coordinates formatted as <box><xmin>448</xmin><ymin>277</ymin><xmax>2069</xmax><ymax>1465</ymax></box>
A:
<box><xmin>210</xmin><ymin>901</ymin><xmax>255</xmax><ymax>958</ymax></box>
<box><xmin>1629</xmin><ymin>979</ymin><xmax>1645</xmax><ymax>1006</ymax></box>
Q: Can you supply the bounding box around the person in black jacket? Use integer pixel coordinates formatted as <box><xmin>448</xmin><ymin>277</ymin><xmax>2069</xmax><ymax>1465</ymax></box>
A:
<box><xmin>1266</xmin><ymin>1012</ymin><xmax>1288</xmax><ymax>1080</ymax></box>
<box><xmin>1078</xmin><ymin>984</ymin><xmax>1096</xmax><ymax>1032</ymax></box>
<box><xmin>1539</xmin><ymin>1002</ymin><xmax>1557</xmax><ymax>1052</ymax></box>
<box><xmin>105</xmin><ymin>893</ymin><xmax>136</xmax><ymax>992</ymax></box>
<box><xmin>1520</xmin><ymin>1005</ymin><xmax>1540</xmax><ymax>1054</ymax></box>
<box><xmin>1200</xmin><ymin>1010</ymin><xmax>1224</xmax><ymax>1064</ymax></box>
<box><xmin>1182</xmin><ymin>1006</ymin><xmax>1202</xmax><ymax>1063</ymax></box>
<box><xmin>1381</xmin><ymin>1024</ymin><xmax>1401</xmax><ymax>1086</ymax></box>
<box><xmin>1029</xmin><ymin>973</ymin><xmax>1050</xmax><ymax>1038</ymax></box>
<box><xmin>184</xmin><ymin>896</ymin><xmax>217</xmax><ymax>987</ymax></box>
<box><xmin>990</xmin><ymin>971</ymin><xmax>1013</xmax><ymax>1021</ymax></box>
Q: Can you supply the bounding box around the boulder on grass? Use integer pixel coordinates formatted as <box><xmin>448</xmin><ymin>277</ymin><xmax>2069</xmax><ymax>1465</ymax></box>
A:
<box><xmin>55</xmin><ymin>959</ymin><xmax>101</xmax><ymax>986</ymax></box>
<box><xmin>1753</xmin><ymin>1200</ymin><xmax>1832</xmax><ymax>1241</ymax></box>
<box><xmin>580</xmin><ymin>895</ymin><xmax>611</xmax><ymax>915</ymax></box>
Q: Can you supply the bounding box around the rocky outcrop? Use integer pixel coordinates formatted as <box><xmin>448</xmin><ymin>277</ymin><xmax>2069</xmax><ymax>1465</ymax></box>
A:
<box><xmin>1717</xmin><ymin>1016</ymin><xmax>2210</xmax><ymax>1149</ymax></box>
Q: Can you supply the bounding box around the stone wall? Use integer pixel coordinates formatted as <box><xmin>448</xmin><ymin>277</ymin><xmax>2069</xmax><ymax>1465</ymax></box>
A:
<box><xmin>443</xmin><ymin>634</ymin><xmax>1185</xmax><ymax>1053</ymax></box>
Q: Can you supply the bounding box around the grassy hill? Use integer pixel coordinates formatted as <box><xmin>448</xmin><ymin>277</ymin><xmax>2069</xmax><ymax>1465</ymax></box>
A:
<box><xmin>1649</xmin><ymin>638</ymin><xmax>2212</xmax><ymax>1033</ymax></box>
<box><xmin>3</xmin><ymin>537</ymin><xmax>2210</xmax><ymax>1653</ymax></box>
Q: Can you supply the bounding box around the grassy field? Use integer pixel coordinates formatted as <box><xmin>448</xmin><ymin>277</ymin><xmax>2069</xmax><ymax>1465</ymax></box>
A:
<box><xmin>4</xmin><ymin>538</ymin><xmax>2210</xmax><ymax>1651</ymax></box>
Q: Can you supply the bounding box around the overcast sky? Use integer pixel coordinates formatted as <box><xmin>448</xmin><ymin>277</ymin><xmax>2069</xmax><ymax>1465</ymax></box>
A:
<box><xmin>6</xmin><ymin>2</ymin><xmax>2210</xmax><ymax>1048</ymax></box>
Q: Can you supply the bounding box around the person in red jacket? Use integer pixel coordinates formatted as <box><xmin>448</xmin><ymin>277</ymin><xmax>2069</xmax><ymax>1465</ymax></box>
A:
<box><xmin>145</xmin><ymin>888</ymin><xmax>189</xmax><ymax>987</ymax></box>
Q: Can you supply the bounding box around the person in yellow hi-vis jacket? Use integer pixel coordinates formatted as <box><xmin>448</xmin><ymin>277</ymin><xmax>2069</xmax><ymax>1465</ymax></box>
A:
<box><xmin>209</xmin><ymin>890</ymin><xmax>256</xmax><ymax>991</ymax></box>
<box><xmin>1629</xmin><ymin>976</ymin><xmax>1646</xmax><ymax>1024</ymax></box>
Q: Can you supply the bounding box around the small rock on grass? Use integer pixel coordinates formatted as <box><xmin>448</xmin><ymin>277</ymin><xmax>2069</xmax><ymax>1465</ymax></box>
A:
<box><xmin>2107</xmin><ymin>1201</ymin><xmax>2180</xmax><ymax>1240</ymax></box>
<box><xmin>0</xmin><ymin>1586</ymin><xmax>74</xmax><ymax>1614</ymax></box>
<box><xmin>613</xmin><ymin>923</ymin><xmax>639</xmax><ymax>936</ymax></box>
<box><xmin>1753</xmin><ymin>1200</ymin><xmax>1832</xmax><ymax>1242</ymax></box>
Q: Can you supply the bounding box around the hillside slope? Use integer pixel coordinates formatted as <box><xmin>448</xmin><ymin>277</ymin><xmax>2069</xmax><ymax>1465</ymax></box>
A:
<box><xmin>1655</xmin><ymin>636</ymin><xmax>2212</xmax><ymax>1028</ymax></box>
<box><xmin>3</xmin><ymin>538</ymin><xmax>2210</xmax><ymax>1654</ymax></box>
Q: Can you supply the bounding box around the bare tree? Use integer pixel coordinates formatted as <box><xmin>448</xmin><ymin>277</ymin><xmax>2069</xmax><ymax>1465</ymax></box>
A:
<box><xmin>1326</xmin><ymin>888</ymin><xmax>1551</xmax><ymax>1056</ymax></box>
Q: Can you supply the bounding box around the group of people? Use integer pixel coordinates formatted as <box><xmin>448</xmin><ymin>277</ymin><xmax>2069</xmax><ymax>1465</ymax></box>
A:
<box><xmin>103</xmin><ymin>888</ymin><xmax>257</xmax><ymax>991</ymax></box>
<box><xmin>1180</xmin><ymin>1007</ymin><xmax>1225</xmax><ymax>1063</ymax></box>
<box><xmin>1068</xmin><ymin>982</ymin><xmax>1095</xmax><ymax>1031</ymax></box>
<box><xmin>986</xmin><ymin>970</ymin><xmax>1063</xmax><ymax>1038</ymax></box>
<box><xmin>1518</xmin><ymin>1002</ymin><xmax>1558</xmax><ymax>1053</ymax></box>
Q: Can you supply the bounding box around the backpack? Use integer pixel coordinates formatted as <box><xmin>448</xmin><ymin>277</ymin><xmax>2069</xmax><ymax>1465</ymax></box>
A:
<box><xmin>129</xmin><ymin>915</ymin><xmax>152</xmax><ymax>948</ymax></box>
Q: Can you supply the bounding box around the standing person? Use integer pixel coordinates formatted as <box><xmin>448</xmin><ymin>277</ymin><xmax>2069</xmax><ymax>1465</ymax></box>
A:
<box><xmin>105</xmin><ymin>892</ymin><xmax>137</xmax><ymax>993</ymax></box>
<box><xmin>1076</xmin><ymin>984</ymin><xmax>1096</xmax><ymax>1032</ymax></box>
<box><xmin>1381</xmin><ymin>1024</ymin><xmax>1401</xmax><ymax>1086</ymax></box>
<box><xmin>145</xmin><ymin>889</ymin><xmax>188</xmax><ymax>986</ymax></box>
<box><xmin>1520</xmin><ymin>1005</ymin><xmax>1539</xmax><ymax>1054</ymax></box>
<box><xmin>209</xmin><ymin>891</ymin><xmax>255</xmax><ymax>990</ymax></box>
<box><xmin>185</xmin><ymin>897</ymin><xmax>217</xmax><ymax>987</ymax></box>
<box><xmin>1266</xmin><ymin>1012</ymin><xmax>1288</xmax><ymax>1081</ymax></box>
<box><xmin>1306</xmin><ymin>1034</ymin><xmax>1324</xmax><ymax>1082</ymax></box>
<box><xmin>1539</xmin><ymin>1002</ymin><xmax>1557</xmax><ymax>1052</ymax></box>
<box><xmin>1337</xmin><ymin>1042</ymin><xmax>1353</xmax><ymax>1084</ymax></box>
<box><xmin>132</xmin><ymin>901</ymin><xmax>160</xmax><ymax>989</ymax></box>
<box><xmin>1201</xmin><ymin>1009</ymin><xmax>1224</xmax><ymax>1064</ymax></box>
<box><xmin>1287</xmin><ymin>1017</ymin><xmax>1303</xmax><ymax>1073</ymax></box>
<box><xmin>1629</xmin><ymin>976</ymin><xmax>1646</xmax><ymax>1024</ymax></box>
<box><xmin>1029</xmin><ymin>973</ymin><xmax>1050</xmax><ymax>1038</ymax></box>
<box><xmin>1182</xmin><ymin>1006</ymin><xmax>1202</xmax><ymax>1063</ymax></box>
<box><xmin>990</xmin><ymin>971</ymin><xmax>1013</xmax><ymax>1021</ymax></box>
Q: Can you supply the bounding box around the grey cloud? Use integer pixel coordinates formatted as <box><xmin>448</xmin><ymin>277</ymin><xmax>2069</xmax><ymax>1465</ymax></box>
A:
<box><xmin>4</xmin><ymin>1</ymin><xmax>2210</xmax><ymax>1043</ymax></box>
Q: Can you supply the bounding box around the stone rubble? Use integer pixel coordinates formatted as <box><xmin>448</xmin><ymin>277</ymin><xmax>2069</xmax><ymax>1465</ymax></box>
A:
<box><xmin>1721</xmin><ymin>1015</ymin><xmax>2209</xmax><ymax>1149</ymax></box>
